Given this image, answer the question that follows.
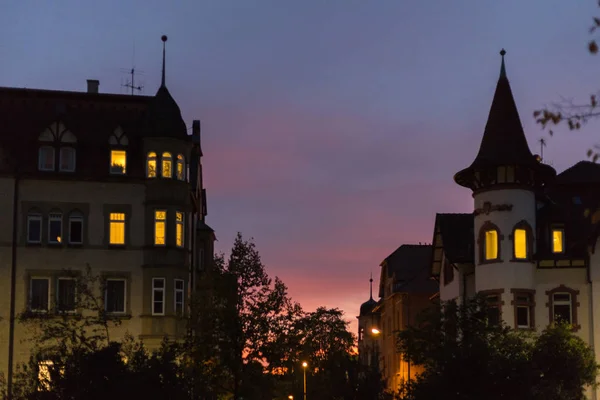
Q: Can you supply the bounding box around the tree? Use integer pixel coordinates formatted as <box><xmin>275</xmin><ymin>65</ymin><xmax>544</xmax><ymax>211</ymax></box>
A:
<box><xmin>396</xmin><ymin>295</ymin><xmax>599</xmax><ymax>400</ymax></box>
<box><xmin>534</xmin><ymin>7</ymin><xmax>600</xmax><ymax>161</ymax></box>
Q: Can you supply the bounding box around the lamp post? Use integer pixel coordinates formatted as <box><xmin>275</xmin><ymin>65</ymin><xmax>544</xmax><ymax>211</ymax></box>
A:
<box><xmin>302</xmin><ymin>361</ymin><xmax>308</xmax><ymax>400</ymax></box>
<box><xmin>370</xmin><ymin>328</ymin><xmax>381</xmax><ymax>366</ymax></box>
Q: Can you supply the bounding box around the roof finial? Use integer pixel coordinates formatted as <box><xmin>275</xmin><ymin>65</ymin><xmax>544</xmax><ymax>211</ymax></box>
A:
<box><xmin>369</xmin><ymin>273</ymin><xmax>373</xmax><ymax>300</ymax></box>
<box><xmin>161</xmin><ymin>35</ymin><xmax>168</xmax><ymax>87</ymax></box>
<box><xmin>499</xmin><ymin>48</ymin><xmax>507</xmax><ymax>79</ymax></box>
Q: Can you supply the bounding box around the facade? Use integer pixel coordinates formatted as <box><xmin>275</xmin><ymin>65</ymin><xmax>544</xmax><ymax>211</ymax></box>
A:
<box><xmin>357</xmin><ymin>244</ymin><xmax>437</xmax><ymax>393</ymax></box>
<box><xmin>432</xmin><ymin>50</ymin><xmax>600</xmax><ymax>398</ymax></box>
<box><xmin>0</xmin><ymin>37</ymin><xmax>214</xmax><ymax>383</ymax></box>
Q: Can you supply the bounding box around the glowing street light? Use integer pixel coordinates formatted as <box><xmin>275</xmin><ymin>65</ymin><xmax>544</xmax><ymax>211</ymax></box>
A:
<box><xmin>371</xmin><ymin>328</ymin><xmax>381</xmax><ymax>335</ymax></box>
<box><xmin>288</xmin><ymin>396</ymin><xmax>294</xmax><ymax>400</ymax></box>
<box><xmin>302</xmin><ymin>361</ymin><xmax>308</xmax><ymax>400</ymax></box>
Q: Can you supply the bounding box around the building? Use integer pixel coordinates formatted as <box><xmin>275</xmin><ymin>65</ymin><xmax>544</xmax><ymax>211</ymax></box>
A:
<box><xmin>357</xmin><ymin>244</ymin><xmax>437</xmax><ymax>393</ymax></box>
<box><xmin>432</xmin><ymin>50</ymin><xmax>600</xmax><ymax>398</ymax></box>
<box><xmin>0</xmin><ymin>36</ymin><xmax>214</xmax><ymax>384</ymax></box>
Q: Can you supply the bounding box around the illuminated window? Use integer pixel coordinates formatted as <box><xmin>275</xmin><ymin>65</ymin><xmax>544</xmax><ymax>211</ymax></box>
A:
<box><xmin>174</xmin><ymin>279</ymin><xmax>184</xmax><ymax>315</ymax></box>
<box><xmin>109</xmin><ymin>213</ymin><xmax>126</xmax><ymax>245</ymax></box>
<box><xmin>105</xmin><ymin>279</ymin><xmax>126</xmax><ymax>314</ymax></box>
<box><xmin>147</xmin><ymin>152</ymin><xmax>157</xmax><ymax>178</ymax></box>
<box><xmin>110</xmin><ymin>150</ymin><xmax>127</xmax><ymax>174</ymax></box>
<box><xmin>30</xmin><ymin>278</ymin><xmax>49</xmax><ymax>312</ymax></box>
<box><xmin>514</xmin><ymin>229</ymin><xmax>527</xmax><ymax>259</ymax></box>
<box><xmin>154</xmin><ymin>210</ymin><xmax>166</xmax><ymax>246</ymax></box>
<box><xmin>59</xmin><ymin>147</ymin><xmax>76</xmax><ymax>172</ymax></box>
<box><xmin>48</xmin><ymin>212</ymin><xmax>62</xmax><ymax>244</ymax></box>
<box><xmin>176</xmin><ymin>211</ymin><xmax>184</xmax><ymax>247</ymax></box>
<box><xmin>152</xmin><ymin>278</ymin><xmax>165</xmax><ymax>315</ymax></box>
<box><xmin>552</xmin><ymin>229</ymin><xmax>564</xmax><ymax>253</ymax></box>
<box><xmin>27</xmin><ymin>212</ymin><xmax>42</xmax><ymax>244</ymax></box>
<box><xmin>38</xmin><ymin>146</ymin><xmax>55</xmax><ymax>171</ymax></box>
<box><xmin>484</xmin><ymin>230</ymin><xmax>498</xmax><ymax>260</ymax></box>
<box><xmin>162</xmin><ymin>152</ymin><xmax>172</xmax><ymax>178</ymax></box>
<box><xmin>57</xmin><ymin>278</ymin><xmax>76</xmax><ymax>312</ymax></box>
<box><xmin>176</xmin><ymin>154</ymin><xmax>185</xmax><ymax>180</ymax></box>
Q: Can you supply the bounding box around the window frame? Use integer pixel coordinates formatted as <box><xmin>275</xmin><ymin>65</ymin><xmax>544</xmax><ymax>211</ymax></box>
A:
<box><xmin>59</xmin><ymin>146</ymin><xmax>76</xmax><ymax>172</ymax></box>
<box><xmin>175</xmin><ymin>211</ymin><xmax>184</xmax><ymax>248</ymax></box>
<box><xmin>105</xmin><ymin>278</ymin><xmax>127</xmax><ymax>314</ymax></box>
<box><xmin>56</xmin><ymin>277</ymin><xmax>77</xmax><ymax>313</ymax></box>
<box><xmin>152</xmin><ymin>278</ymin><xmax>166</xmax><ymax>316</ymax></box>
<box><xmin>108</xmin><ymin>212</ymin><xmax>126</xmax><ymax>246</ymax></box>
<box><xmin>146</xmin><ymin>152</ymin><xmax>157</xmax><ymax>178</ymax></box>
<box><xmin>161</xmin><ymin>152</ymin><xmax>173</xmax><ymax>178</ymax></box>
<box><xmin>68</xmin><ymin>211</ymin><xmax>84</xmax><ymax>245</ymax></box>
<box><xmin>174</xmin><ymin>279</ymin><xmax>184</xmax><ymax>315</ymax></box>
<box><xmin>29</xmin><ymin>277</ymin><xmax>50</xmax><ymax>313</ymax></box>
<box><xmin>511</xmin><ymin>289</ymin><xmax>535</xmax><ymax>329</ymax></box>
<box><xmin>176</xmin><ymin>154</ymin><xmax>185</xmax><ymax>181</ymax></box>
<box><xmin>27</xmin><ymin>212</ymin><xmax>43</xmax><ymax>244</ymax></box>
<box><xmin>154</xmin><ymin>210</ymin><xmax>167</xmax><ymax>246</ymax></box>
<box><xmin>38</xmin><ymin>146</ymin><xmax>55</xmax><ymax>171</ymax></box>
<box><xmin>546</xmin><ymin>285</ymin><xmax>580</xmax><ymax>330</ymax></box>
<box><xmin>478</xmin><ymin>221</ymin><xmax>502</xmax><ymax>264</ymax></box>
<box><xmin>480</xmin><ymin>289</ymin><xmax>505</xmax><ymax>326</ymax></box>
<box><xmin>109</xmin><ymin>149</ymin><xmax>127</xmax><ymax>175</ymax></box>
<box><xmin>48</xmin><ymin>212</ymin><xmax>63</xmax><ymax>245</ymax></box>
<box><xmin>551</xmin><ymin>227</ymin><xmax>565</xmax><ymax>254</ymax></box>
<box><xmin>511</xmin><ymin>220</ymin><xmax>533</xmax><ymax>261</ymax></box>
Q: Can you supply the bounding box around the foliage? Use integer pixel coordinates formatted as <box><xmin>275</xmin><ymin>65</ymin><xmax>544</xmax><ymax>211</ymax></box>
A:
<box><xmin>534</xmin><ymin>5</ymin><xmax>600</xmax><ymax>161</ymax></box>
<box><xmin>396</xmin><ymin>295</ymin><xmax>599</xmax><ymax>400</ymax></box>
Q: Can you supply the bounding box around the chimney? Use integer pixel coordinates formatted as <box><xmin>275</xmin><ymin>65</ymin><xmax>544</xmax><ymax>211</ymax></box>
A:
<box><xmin>86</xmin><ymin>79</ymin><xmax>99</xmax><ymax>94</ymax></box>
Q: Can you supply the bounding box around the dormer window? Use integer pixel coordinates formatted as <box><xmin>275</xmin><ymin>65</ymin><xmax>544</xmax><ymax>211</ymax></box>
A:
<box><xmin>109</xmin><ymin>127</ymin><xmax>128</xmax><ymax>175</ymax></box>
<box><xmin>552</xmin><ymin>228</ymin><xmax>565</xmax><ymax>253</ymax></box>
<box><xmin>38</xmin><ymin>121</ymin><xmax>77</xmax><ymax>172</ymax></box>
<box><xmin>479</xmin><ymin>222</ymin><xmax>501</xmax><ymax>263</ymax></box>
<box><xmin>162</xmin><ymin>152</ymin><xmax>172</xmax><ymax>178</ymax></box>
<box><xmin>147</xmin><ymin>152</ymin><xmax>157</xmax><ymax>178</ymax></box>
<box><xmin>176</xmin><ymin>154</ymin><xmax>185</xmax><ymax>181</ymax></box>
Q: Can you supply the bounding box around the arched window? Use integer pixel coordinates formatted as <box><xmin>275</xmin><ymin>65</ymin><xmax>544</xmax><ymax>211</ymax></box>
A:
<box><xmin>38</xmin><ymin>122</ymin><xmax>77</xmax><ymax>172</ymax></box>
<box><xmin>48</xmin><ymin>210</ymin><xmax>63</xmax><ymax>244</ymax></box>
<box><xmin>512</xmin><ymin>221</ymin><xmax>533</xmax><ymax>260</ymax></box>
<box><xmin>478</xmin><ymin>222</ymin><xmax>501</xmax><ymax>263</ymax></box>
<box><xmin>147</xmin><ymin>152</ymin><xmax>157</xmax><ymax>178</ymax></box>
<box><xmin>109</xmin><ymin>127</ymin><xmax>128</xmax><ymax>175</ymax></box>
<box><xmin>162</xmin><ymin>152</ymin><xmax>172</xmax><ymax>178</ymax></box>
<box><xmin>27</xmin><ymin>210</ymin><xmax>42</xmax><ymax>244</ymax></box>
<box><xmin>176</xmin><ymin>154</ymin><xmax>185</xmax><ymax>181</ymax></box>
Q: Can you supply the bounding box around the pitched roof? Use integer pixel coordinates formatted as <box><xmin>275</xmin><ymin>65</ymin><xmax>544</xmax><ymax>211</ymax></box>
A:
<box><xmin>436</xmin><ymin>213</ymin><xmax>474</xmax><ymax>264</ymax></box>
<box><xmin>379</xmin><ymin>244</ymin><xmax>437</xmax><ymax>296</ymax></box>
<box><xmin>555</xmin><ymin>161</ymin><xmax>600</xmax><ymax>185</ymax></box>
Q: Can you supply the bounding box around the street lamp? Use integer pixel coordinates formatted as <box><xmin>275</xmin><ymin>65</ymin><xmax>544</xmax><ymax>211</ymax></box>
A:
<box><xmin>371</xmin><ymin>327</ymin><xmax>380</xmax><ymax>335</ymax></box>
<box><xmin>288</xmin><ymin>396</ymin><xmax>294</xmax><ymax>400</ymax></box>
<box><xmin>302</xmin><ymin>361</ymin><xmax>308</xmax><ymax>400</ymax></box>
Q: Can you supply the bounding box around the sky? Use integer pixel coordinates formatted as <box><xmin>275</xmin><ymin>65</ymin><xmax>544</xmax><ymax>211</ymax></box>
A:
<box><xmin>2</xmin><ymin>0</ymin><xmax>600</xmax><ymax>335</ymax></box>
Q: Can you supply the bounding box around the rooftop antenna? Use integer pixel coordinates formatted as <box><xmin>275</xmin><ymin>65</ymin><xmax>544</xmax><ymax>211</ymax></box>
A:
<box><xmin>369</xmin><ymin>273</ymin><xmax>373</xmax><ymax>300</ymax></box>
<box><xmin>539</xmin><ymin>138</ymin><xmax>547</xmax><ymax>161</ymax></box>
<box><xmin>121</xmin><ymin>41</ymin><xmax>144</xmax><ymax>95</ymax></box>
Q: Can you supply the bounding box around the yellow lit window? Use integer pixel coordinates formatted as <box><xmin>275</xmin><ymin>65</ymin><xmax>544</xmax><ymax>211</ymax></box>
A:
<box><xmin>176</xmin><ymin>211</ymin><xmax>184</xmax><ymax>247</ymax></box>
<box><xmin>147</xmin><ymin>152</ymin><xmax>157</xmax><ymax>178</ymax></box>
<box><xmin>485</xmin><ymin>230</ymin><xmax>498</xmax><ymax>260</ymax></box>
<box><xmin>109</xmin><ymin>213</ymin><xmax>125</xmax><ymax>245</ymax></box>
<box><xmin>110</xmin><ymin>150</ymin><xmax>127</xmax><ymax>174</ymax></box>
<box><xmin>162</xmin><ymin>152</ymin><xmax>172</xmax><ymax>178</ymax></box>
<box><xmin>155</xmin><ymin>210</ymin><xmax>166</xmax><ymax>245</ymax></box>
<box><xmin>553</xmin><ymin>229</ymin><xmax>564</xmax><ymax>253</ymax></box>
<box><xmin>514</xmin><ymin>229</ymin><xmax>527</xmax><ymax>259</ymax></box>
<box><xmin>176</xmin><ymin>154</ymin><xmax>185</xmax><ymax>181</ymax></box>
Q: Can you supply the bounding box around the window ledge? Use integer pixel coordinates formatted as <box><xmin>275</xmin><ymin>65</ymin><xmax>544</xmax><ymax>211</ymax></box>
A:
<box><xmin>107</xmin><ymin>244</ymin><xmax>127</xmax><ymax>249</ymax></box>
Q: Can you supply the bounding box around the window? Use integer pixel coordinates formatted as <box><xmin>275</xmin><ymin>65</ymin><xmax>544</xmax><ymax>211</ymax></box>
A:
<box><xmin>105</xmin><ymin>279</ymin><xmax>126</xmax><ymax>314</ymax></box>
<box><xmin>512</xmin><ymin>290</ymin><xmax>535</xmax><ymax>329</ymax></box>
<box><xmin>552</xmin><ymin>228</ymin><xmax>564</xmax><ymax>253</ymax></box>
<box><xmin>30</xmin><ymin>278</ymin><xmax>49</xmax><ymax>312</ymax></box>
<box><xmin>110</xmin><ymin>150</ymin><xmax>127</xmax><ymax>175</ymax></box>
<box><xmin>547</xmin><ymin>285</ymin><xmax>580</xmax><ymax>329</ymax></box>
<box><xmin>162</xmin><ymin>152</ymin><xmax>172</xmax><ymax>178</ymax></box>
<box><xmin>152</xmin><ymin>278</ymin><xmax>165</xmax><ymax>315</ymax></box>
<box><xmin>59</xmin><ymin>147</ymin><xmax>76</xmax><ymax>172</ymax></box>
<box><xmin>38</xmin><ymin>146</ymin><xmax>55</xmax><ymax>171</ymax></box>
<box><xmin>485</xmin><ymin>230</ymin><xmax>498</xmax><ymax>260</ymax></box>
<box><xmin>514</xmin><ymin>229</ymin><xmax>527</xmax><ymax>259</ymax></box>
<box><xmin>175</xmin><ymin>279</ymin><xmax>184</xmax><ymax>315</ymax></box>
<box><xmin>109</xmin><ymin>213</ymin><xmax>126</xmax><ymax>245</ymax></box>
<box><xmin>154</xmin><ymin>210</ymin><xmax>166</xmax><ymax>246</ymax></box>
<box><xmin>68</xmin><ymin>212</ymin><xmax>83</xmax><ymax>244</ymax></box>
<box><xmin>48</xmin><ymin>212</ymin><xmax>62</xmax><ymax>244</ymax></box>
<box><xmin>482</xmin><ymin>290</ymin><xmax>504</xmax><ymax>326</ymax></box>
<box><xmin>176</xmin><ymin>211</ymin><xmax>184</xmax><ymax>248</ymax></box>
<box><xmin>57</xmin><ymin>278</ymin><xmax>76</xmax><ymax>312</ymax></box>
<box><xmin>176</xmin><ymin>154</ymin><xmax>185</xmax><ymax>180</ymax></box>
<box><xmin>27</xmin><ymin>213</ymin><xmax>42</xmax><ymax>243</ymax></box>
<box><xmin>147</xmin><ymin>152</ymin><xmax>157</xmax><ymax>178</ymax></box>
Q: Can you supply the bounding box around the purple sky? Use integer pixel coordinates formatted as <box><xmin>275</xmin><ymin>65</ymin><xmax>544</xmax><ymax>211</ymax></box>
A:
<box><xmin>2</xmin><ymin>0</ymin><xmax>600</xmax><ymax>334</ymax></box>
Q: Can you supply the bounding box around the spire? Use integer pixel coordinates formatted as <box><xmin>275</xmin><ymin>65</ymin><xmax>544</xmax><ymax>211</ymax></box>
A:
<box><xmin>161</xmin><ymin>35</ymin><xmax>167</xmax><ymax>87</ymax></box>
<box><xmin>499</xmin><ymin>48</ymin><xmax>506</xmax><ymax>79</ymax></box>
<box><xmin>369</xmin><ymin>273</ymin><xmax>373</xmax><ymax>300</ymax></box>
